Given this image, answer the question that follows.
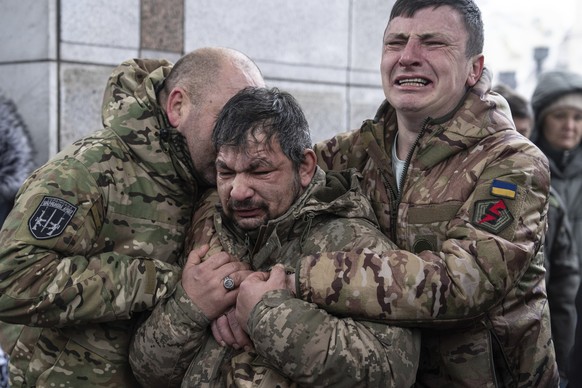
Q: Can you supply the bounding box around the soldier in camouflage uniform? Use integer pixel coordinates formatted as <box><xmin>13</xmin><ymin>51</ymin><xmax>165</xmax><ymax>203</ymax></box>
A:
<box><xmin>129</xmin><ymin>87</ymin><xmax>420</xmax><ymax>387</ymax></box>
<box><xmin>281</xmin><ymin>0</ymin><xmax>559</xmax><ymax>386</ymax></box>
<box><xmin>0</xmin><ymin>47</ymin><xmax>264</xmax><ymax>387</ymax></box>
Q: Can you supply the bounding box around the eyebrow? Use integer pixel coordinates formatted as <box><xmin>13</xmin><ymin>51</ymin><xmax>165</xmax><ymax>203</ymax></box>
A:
<box><xmin>216</xmin><ymin>155</ymin><xmax>275</xmax><ymax>171</ymax></box>
<box><xmin>385</xmin><ymin>32</ymin><xmax>447</xmax><ymax>41</ymax></box>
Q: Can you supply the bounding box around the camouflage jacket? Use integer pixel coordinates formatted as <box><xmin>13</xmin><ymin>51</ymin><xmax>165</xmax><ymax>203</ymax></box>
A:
<box><xmin>302</xmin><ymin>69</ymin><xmax>559</xmax><ymax>387</ymax></box>
<box><xmin>129</xmin><ymin>168</ymin><xmax>420</xmax><ymax>388</ymax></box>
<box><xmin>0</xmin><ymin>59</ymin><xmax>202</xmax><ymax>387</ymax></box>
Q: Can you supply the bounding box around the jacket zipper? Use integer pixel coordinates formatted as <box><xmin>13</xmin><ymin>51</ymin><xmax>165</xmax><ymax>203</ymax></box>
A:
<box><xmin>389</xmin><ymin>118</ymin><xmax>431</xmax><ymax>242</ymax></box>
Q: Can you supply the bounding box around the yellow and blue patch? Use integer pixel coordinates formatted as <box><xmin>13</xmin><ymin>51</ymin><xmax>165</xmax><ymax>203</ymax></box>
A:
<box><xmin>490</xmin><ymin>179</ymin><xmax>517</xmax><ymax>200</ymax></box>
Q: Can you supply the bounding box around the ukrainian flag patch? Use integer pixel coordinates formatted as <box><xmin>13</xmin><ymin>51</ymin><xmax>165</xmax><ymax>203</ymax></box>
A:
<box><xmin>490</xmin><ymin>179</ymin><xmax>517</xmax><ymax>200</ymax></box>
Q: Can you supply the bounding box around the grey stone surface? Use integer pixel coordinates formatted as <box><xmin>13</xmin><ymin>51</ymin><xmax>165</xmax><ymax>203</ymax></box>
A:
<box><xmin>0</xmin><ymin>0</ymin><xmax>394</xmax><ymax>163</ymax></box>
<box><xmin>185</xmin><ymin>0</ymin><xmax>349</xmax><ymax>69</ymax></box>
<box><xmin>60</xmin><ymin>42</ymin><xmax>138</xmax><ymax>66</ymax></box>
<box><xmin>0</xmin><ymin>0</ymin><xmax>56</xmax><ymax>62</ymax></box>
<box><xmin>61</xmin><ymin>0</ymin><xmax>140</xmax><ymax>51</ymax></box>
<box><xmin>348</xmin><ymin>85</ymin><xmax>385</xmax><ymax>130</ymax></box>
<box><xmin>140</xmin><ymin>50</ymin><xmax>182</xmax><ymax>64</ymax></box>
<box><xmin>351</xmin><ymin>0</ymin><xmax>394</xmax><ymax>72</ymax></box>
<box><xmin>59</xmin><ymin>63</ymin><xmax>115</xmax><ymax>148</ymax></box>
<box><xmin>0</xmin><ymin>63</ymin><xmax>56</xmax><ymax>167</ymax></box>
<box><xmin>258</xmin><ymin>61</ymin><xmax>347</xmax><ymax>85</ymax></box>
<box><xmin>141</xmin><ymin>0</ymin><xmax>183</xmax><ymax>52</ymax></box>
<box><xmin>271</xmin><ymin>80</ymin><xmax>346</xmax><ymax>144</ymax></box>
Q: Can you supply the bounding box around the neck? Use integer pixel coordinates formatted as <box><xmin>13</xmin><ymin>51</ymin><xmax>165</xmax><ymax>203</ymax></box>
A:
<box><xmin>395</xmin><ymin>114</ymin><xmax>425</xmax><ymax>159</ymax></box>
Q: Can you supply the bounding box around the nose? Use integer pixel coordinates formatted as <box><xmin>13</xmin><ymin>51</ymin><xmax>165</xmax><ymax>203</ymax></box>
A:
<box><xmin>230</xmin><ymin>174</ymin><xmax>254</xmax><ymax>201</ymax></box>
<box><xmin>399</xmin><ymin>39</ymin><xmax>421</xmax><ymax>67</ymax></box>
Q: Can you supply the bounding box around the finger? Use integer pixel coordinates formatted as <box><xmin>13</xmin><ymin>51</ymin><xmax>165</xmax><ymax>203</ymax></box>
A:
<box><xmin>211</xmin><ymin>318</ymin><xmax>225</xmax><ymax>347</ymax></box>
<box><xmin>216</xmin><ymin>262</ymin><xmax>252</xmax><ymax>283</ymax></box>
<box><xmin>214</xmin><ymin>311</ymin><xmax>239</xmax><ymax>349</ymax></box>
<box><xmin>226</xmin><ymin>310</ymin><xmax>253</xmax><ymax>350</ymax></box>
<box><xmin>221</xmin><ymin>269</ymin><xmax>254</xmax><ymax>291</ymax></box>
<box><xmin>245</xmin><ymin>272</ymin><xmax>270</xmax><ymax>282</ymax></box>
<box><xmin>185</xmin><ymin>244</ymin><xmax>209</xmax><ymax>266</ymax></box>
<box><xmin>202</xmin><ymin>252</ymin><xmax>234</xmax><ymax>269</ymax></box>
<box><xmin>237</xmin><ymin>272</ymin><xmax>269</xmax><ymax>296</ymax></box>
<box><xmin>267</xmin><ymin>264</ymin><xmax>287</xmax><ymax>284</ymax></box>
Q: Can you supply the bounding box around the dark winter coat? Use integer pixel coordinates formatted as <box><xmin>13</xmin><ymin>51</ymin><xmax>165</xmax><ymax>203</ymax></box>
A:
<box><xmin>545</xmin><ymin>187</ymin><xmax>580</xmax><ymax>379</ymax></box>
<box><xmin>531</xmin><ymin>70</ymin><xmax>582</xmax><ymax>382</ymax></box>
<box><xmin>0</xmin><ymin>94</ymin><xmax>35</xmax><ymax>227</ymax></box>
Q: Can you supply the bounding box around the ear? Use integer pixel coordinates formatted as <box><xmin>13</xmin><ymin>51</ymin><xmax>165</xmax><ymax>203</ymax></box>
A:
<box><xmin>466</xmin><ymin>54</ymin><xmax>485</xmax><ymax>87</ymax></box>
<box><xmin>165</xmin><ymin>87</ymin><xmax>188</xmax><ymax>127</ymax></box>
<box><xmin>298</xmin><ymin>149</ymin><xmax>317</xmax><ymax>188</ymax></box>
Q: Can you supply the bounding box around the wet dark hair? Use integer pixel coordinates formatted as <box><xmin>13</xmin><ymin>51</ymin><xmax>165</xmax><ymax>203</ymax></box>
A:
<box><xmin>212</xmin><ymin>87</ymin><xmax>312</xmax><ymax>168</ymax></box>
<box><xmin>389</xmin><ymin>0</ymin><xmax>484</xmax><ymax>58</ymax></box>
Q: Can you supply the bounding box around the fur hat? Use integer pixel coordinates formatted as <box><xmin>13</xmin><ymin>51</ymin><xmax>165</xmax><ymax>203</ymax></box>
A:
<box><xmin>537</xmin><ymin>92</ymin><xmax>582</xmax><ymax>123</ymax></box>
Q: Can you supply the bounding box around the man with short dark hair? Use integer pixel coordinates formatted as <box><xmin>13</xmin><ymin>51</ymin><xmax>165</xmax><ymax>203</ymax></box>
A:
<box><xmin>129</xmin><ymin>86</ymin><xmax>420</xmax><ymax>387</ymax></box>
<box><xmin>290</xmin><ymin>0</ymin><xmax>558</xmax><ymax>386</ymax></box>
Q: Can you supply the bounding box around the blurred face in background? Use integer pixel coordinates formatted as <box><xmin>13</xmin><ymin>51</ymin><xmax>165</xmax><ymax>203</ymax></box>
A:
<box><xmin>542</xmin><ymin>107</ymin><xmax>582</xmax><ymax>150</ymax></box>
<box><xmin>513</xmin><ymin>116</ymin><xmax>533</xmax><ymax>138</ymax></box>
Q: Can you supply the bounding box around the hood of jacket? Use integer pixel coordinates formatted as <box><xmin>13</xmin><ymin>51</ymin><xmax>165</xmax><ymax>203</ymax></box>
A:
<box><xmin>216</xmin><ymin>167</ymin><xmax>379</xmax><ymax>268</ymax></box>
<box><xmin>101</xmin><ymin>58</ymin><xmax>199</xmax><ymax>194</ymax></box>
<box><xmin>530</xmin><ymin>70</ymin><xmax>582</xmax><ymax>173</ymax></box>
<box><xmin>531</xmin><ymin>70</ymin><xmax>582</xmax><ymax>141</ymax></box>
<box><xmin>0</xmin><ymin>94</ymin><xmax>36</xmax><ymax>199</ymax></box>
<box><xmin>362</xmin><ymin>67</ymin><xmax>515</xmax><ymax>171</ymax></box>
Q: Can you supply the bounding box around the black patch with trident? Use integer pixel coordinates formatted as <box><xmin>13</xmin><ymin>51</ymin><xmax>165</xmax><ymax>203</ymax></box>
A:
<box><xmin>28</xmin><ymin>196</ymin><xmax>78</xmax><ymax>240</ymax></box>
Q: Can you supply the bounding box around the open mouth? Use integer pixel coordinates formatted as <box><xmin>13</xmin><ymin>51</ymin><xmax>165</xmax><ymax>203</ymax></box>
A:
<box><xmin>397</xmin><ymin>77</ymin><xmax>430</xmax><ymax>86</ymax></box>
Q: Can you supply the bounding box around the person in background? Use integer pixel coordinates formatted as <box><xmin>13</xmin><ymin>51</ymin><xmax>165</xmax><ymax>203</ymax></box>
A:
<box><xmin>0</xmin><ymin>47</ymin><xmax>264</xmax><ymax>387</ymax></box>
<box><xmin>495</xmin><ymin>82</ymin><xmax>580</xmax><ymax>386</ymax></box>
<box><xmin>0</xmin><ymin>93</ymin><xmax>36</xmax><ymax>228</ymax></box>
<box><xmin>492</xmin><ymin>83</ymin><xmax>534</xmax><ymax>138</ymax></box>
<box><xmin>129</xmin><ymin>86</ymin><xmax>419</xmax><ymax>387</ymax></box>
<box><xmin>531</xmin><ymin>69</ymin><xmax>582</xmax><ymax>388</ymax></box>
<box><xmin>569</xmin><ymin>286</ymin><xmax>582</xmax><ymax>387</ymax></box>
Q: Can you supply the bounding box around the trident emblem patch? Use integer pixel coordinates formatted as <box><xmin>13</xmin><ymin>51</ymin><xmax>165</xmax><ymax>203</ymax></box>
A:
<box><xmin>28</xmin><ymin>196</ymin><xmax>78</xmax><ymax>240</ymax></box>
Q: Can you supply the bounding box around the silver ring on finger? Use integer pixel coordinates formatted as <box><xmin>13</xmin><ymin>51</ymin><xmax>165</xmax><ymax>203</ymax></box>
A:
<box><xmin>223</xmin><ymin>275</ymin><xmax>235</xmax><ymax>291</ymax></box>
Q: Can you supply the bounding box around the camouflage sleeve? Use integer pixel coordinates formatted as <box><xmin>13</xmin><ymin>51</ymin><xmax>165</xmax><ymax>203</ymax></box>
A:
<box><xmin>313</xmin><ymin>129</ymin><xmax>367</xmax><ymax>172</ymax></box>
<box><xmin>297</xmin><ymin>153</ymin><xmax>550</xmax><ymax>325</ymax></box>
<box><xmin>129</xmin><ymin>283</ymin><xmax>210</xmax><ymax>388</ymax></box>
<box><xmin>182</xmin><ymin>189</ymin><xmax>224</xmax><ymax>266</ymax></box>
<box><xmin>129</xmin><ymin>190</ymin><xmax>222</xmax><ymax>387</ymax></box>
<box><xmin>247</xmin><ymin>289</ymin><xmax>419</xmax><ymax>388</ymax></box>
<box><xmin>0</xmin><ymin>159</ymin><xmax>180</xmax><ymax>327</ymax></box>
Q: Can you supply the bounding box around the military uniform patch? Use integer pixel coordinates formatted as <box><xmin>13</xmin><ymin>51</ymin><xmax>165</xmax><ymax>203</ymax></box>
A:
<box><xmin>472</xmin><ymin>199</ymin><xmax>513</xmax><ymax>234</ymax></box>
<box><xmin>490</xmin><ymin>179</ymin><xmax>517</xmax><ymax>199</ymax></box>
<box><xmin>413</xmin><ymin>235</ymin><xmax>437</xmax><ymax>253</ymax></box>
<box><xmin>28</xmin><ymin>196</ymin><xmax>78</xmax><ymax>240</ymax></box>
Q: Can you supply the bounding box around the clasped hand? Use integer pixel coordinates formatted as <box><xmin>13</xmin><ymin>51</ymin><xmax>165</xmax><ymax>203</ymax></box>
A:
<box><xmin>183</xmin><ymin>246</ymin><xmax>295</xmax><ymax>350</ymax></box>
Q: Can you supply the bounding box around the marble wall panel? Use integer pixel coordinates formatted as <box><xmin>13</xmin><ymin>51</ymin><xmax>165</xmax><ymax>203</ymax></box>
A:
<box><xmin>59</xmin><ymin>63</ymin><xmax>115</xmax><ymax>148</ymax></box>
<box><xmin>270</xmin><ymin>80</ymin><xmax>347</xmax><ymax>144</ymax></box>
<box><xmin>61</xmin><ymin>0</ymin><xmax>140</xmax><ymax>55</ymax></box>
<box><xmin>0</xmin><ymin>0</ymin><xmax>56</xmax><ymax>62</ymax></box>
<box><xmin>184</xmin><ymin>0</ymin><xmax>349</xmax><ymax>70</ymax></box>
<box><xmin>0</xmin><ymin>63</ymin><xmax>56</xmax><ymax>167</ymax></box>
<box><xmin>141</xmin><ymin>0</ymin><xmax>183</xmax><ymax>53</ymax></box>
